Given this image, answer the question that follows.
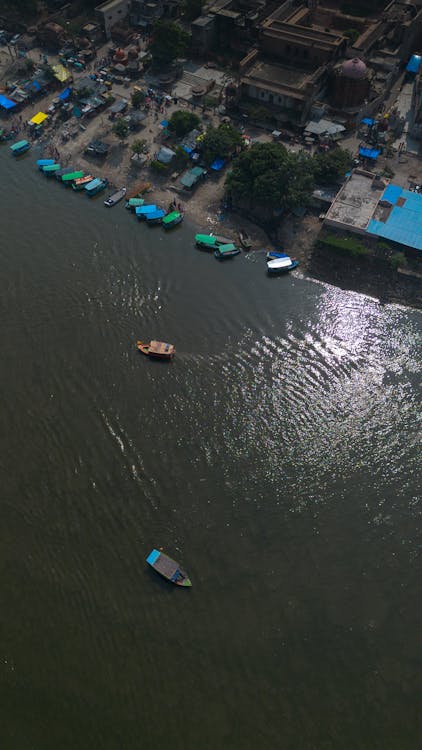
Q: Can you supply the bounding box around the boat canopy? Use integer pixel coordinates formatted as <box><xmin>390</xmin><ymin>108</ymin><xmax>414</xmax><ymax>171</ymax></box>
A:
<box><xmin>162</xmin><ymin>211</ymin><xmax>181</xmax><ymax>224</ymax></box>
<box><xmin>146</xmin><ymin>209</ymin><xmax>165</xmax><ymax>220</ymax></box>
<box><xmin>216</xmin><ymin>243</ymin><xmax>237</xmax><ymax>254</ymax></box>
<box><xmin>37</xmin><ymin>158</ymin><xmax>55</xmax><ymax>167</ymax></box>
<box><xmin>84</xmin><ymin>177</ymin><xmax>102</xmax><ymax>190</ymax></box>
<box><xmin>195</xmin><ymin>233</ymin><xmax>217</xmax><ymax>246</ymax></box>
<box><xmin>146</xmin><ymin>549</ymin><xmax>160</xmax><ymax>565</ymax></box>
<box><xmin>43</xmin><ymin>163</ymin><xmax>61</xmax><ymax>172</ymax></box>
<box><xmin>128</xmin><ymin>197</ymin><xmax>144</xmax><ymax>207</ymax></box>
<box><xmin>62</xmin><ymin>170</ymin><xmax>84</xmax><ymax>181</ymax></box>
<box><xmin>135</xmin><ymin>204</ymin><xmax>157</xmax><ymax>215</ymax></box>
<box><xmin>267</xmin><ymin>256</ymin><xmax>293</xmax><ymax>269</ymax></box>
<box><xmin>74</xmin><ymin>175</ymin><xmax>93</xmax><ymax>184</ymax></box>
<box><xmin>10</xmin><ymin>140</ymin><xmax>29</xmax><ymax>151</ymax></box>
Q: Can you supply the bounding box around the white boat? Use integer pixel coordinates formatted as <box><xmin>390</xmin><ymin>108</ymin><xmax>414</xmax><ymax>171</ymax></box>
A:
<box><xmin>104</xmin><ymin>187</ymin><xmax>127</xmax><ymax>207</ymax></box>
<box><xmin>266</xmin><ymin>256</ymin><xmax>299</xmax><ymax>275</ymax></box>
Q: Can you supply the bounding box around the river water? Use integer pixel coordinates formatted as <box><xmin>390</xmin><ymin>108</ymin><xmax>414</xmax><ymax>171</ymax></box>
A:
<box><xmin>0</xmin><ymin>149</ymin><xmax>420</xmax><ymax>749</ymax></box>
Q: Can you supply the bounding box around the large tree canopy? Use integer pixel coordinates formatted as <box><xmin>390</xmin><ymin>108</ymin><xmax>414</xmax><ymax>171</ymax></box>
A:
<box><xmin>150</xmin><ymin>21</ymin><xmax>190</xmax><ymax>65</ymax></box>
<box><xmin>168</xmin><ymin>110</ymin><xmax>201</xmax><ymax>137</ymax></box>
<box><xmin>226</xmin><ymin>142</ymin><xmax>315</xmax><ymax>214</ymax></box>
<box><xmin>312</xmin><ymin>148</ymin><xmax>352</xmax><ymax>185</ymax></box>
<box><xmin>200</xmin><ymin>123</ymin><xmax>244</xmax><ymax>165</ymax></box>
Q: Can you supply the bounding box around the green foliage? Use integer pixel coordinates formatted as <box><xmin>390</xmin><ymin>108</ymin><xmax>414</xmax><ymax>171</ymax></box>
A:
<box><xmin>182</xmin><ymin>0</ymin><xmax>203</xmax><ymax>21</ymax></box>
<box><xmin>312</xmin><ymin>148</ymin><xmax>352</xmax><ymax>185</ymax></box>
<box><xmin>112</xmin><ymin>119</ymin><xmax>129</xmax><ymax>141</ymax></box>
<box><xmin>200</xmin><ymin>123</ymin><xmax>243</xmax><ymax>165</ymax></box>
<box><xmin>318</xmin><ymin>232</ymin><xmax>369</xmax><ymax>257</ymax></box>
<box><xmin>131</xmin><ymin>90</ymin><xmax>145</xmax><ymax>109</ymax></box>
<box><xmin>0</xmin><ymin>0</ymin><xmax>37</xmax><ymax>18</ymax></box>
<box><xmin>150</xmin><ymin>160</ymin><xmax>168</xmax><ymax>172</ymax></box>
<box><xmin>168</xmin><ymin>110</ymin><xmax>201</xmax><ymax>137</ymax></box>
<box><xmin>174</xmin><ymin>145</ymin><xmax>190</xmax><ymax>168</ymax></box>
<box><xmin>389</xmin><ymin>252</ymin><xmax>406</xmax><ymax>270</ymax></box>
<box><xmin>131</xmin><ymin>139</ymin><xmax>147</xmax><ymax>155</ymax></box>
<box><xmin>150</xmin><ymin>21</ymin><xmax>190</xmax><ymax>65</ymax></box>
<box><xmin>344</xmin><ymin>28</ymin><xmax>360</xmax><ymax>43</ymax></box>
<box><xmin>226</xmin><ymin>142</ymin><xmax>315</xmax><ymax>213</ymax></box>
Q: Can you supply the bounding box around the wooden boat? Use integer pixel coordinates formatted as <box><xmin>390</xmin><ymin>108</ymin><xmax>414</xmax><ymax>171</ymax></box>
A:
<box><xmin>10</xmin><ymin>139</ymin><xmax>30</xmax><ymax>155</ymax></box>
<box><xmin>61</xmin><ymin>170</ymin><xmax>84</xmax><ymax>185</ymax></box>
<box><xmin>72</xmin><ymin>174</ymin><xmax>94</xmax><ymax>190</ymax></box>
<box><xmin>84</xmin><ymin>177</ymin><xmax>108</xmax><ymax>196</ymax></box>
<box><xmin>195</xmin><ymin>233</ymin><xmax>219</xmax><ymax>250</ymax></box>
<box><xmin>55</xmin><ymin>166</ymin><xmax>76</xmax><ymax>180</ymax></box>
<box><xmin>125</xmin><ymin>197</ymin><xmax>144</xmax><ymax>210</ymax></box>
<box><xmin>212</xmin><ymin>234</ymin><xmax>232</xmax><ymax>245</ymax></box>
<box><xmin>136</xmin><ymin>339</ymin><xmax>175</xmax><ymax>359</ymax></box>
<box><xmin>42</xmin><ymin>163</ymin><xmax>61</xmax><ymax>175</ymax></box>
<box><xmin>239</xmin><ymin>228</ymin><xmax>252</xmax><ymax>250</ymax></box>
<box><xmin>104</xmin><ymin>186</ymin><xmax>127</xmax><ymax>207</ymax></box>
<box><xmin>37</xmin><ymin>158</ymin><xmax>55</xmax><ymax>169</ymax></box>
<box><xmin>214</xmin><ymin>243</ymin><xmax>241</xmax><ymax>260</ymax></box>
<box><xmin>162</xmin><ymin>210</ymin><xmax>183</xmax><ymax>229</ymax></box>
<box><xmin>146</xmin><ymin>208</ymin><xmax>166</xmax><ymax>224</ymax></box>
<box><xmin>135</xmin><ymin>204</ymin><xmax>157</xmax><ymax>219</ymax></box>
<box><xmin>267</xmin><ymin>256</ymin><xmax>299</xmax><ymax>275</ymax></box>
<box><xmin>146</xmin><ymin>549</ymin><xmax>192</xmax><ymax>587</ymax></box>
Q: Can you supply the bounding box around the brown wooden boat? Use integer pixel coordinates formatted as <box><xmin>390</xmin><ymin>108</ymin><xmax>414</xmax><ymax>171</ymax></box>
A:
<box><xmin>239</xmin><ymin>228</ymin><xmax>252</xmax><ymax>250</ymax></box>
<box><xmin>136</xmin><ymin>340</ymin><xmax>175</xmax><ymax>359</ymax></box>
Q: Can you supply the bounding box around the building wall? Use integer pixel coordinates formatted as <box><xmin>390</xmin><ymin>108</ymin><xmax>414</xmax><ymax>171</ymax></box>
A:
<box><xmin>96</xmin><ymin>0</ymin><xmax>131</xmax><ymax>39</ymax></box>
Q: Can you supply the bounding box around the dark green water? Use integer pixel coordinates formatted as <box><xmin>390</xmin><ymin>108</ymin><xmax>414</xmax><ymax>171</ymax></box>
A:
<box><xmin>0</xmin><ymin>149</ymin><xmax>420</xmax><ymax>750</ymax></box>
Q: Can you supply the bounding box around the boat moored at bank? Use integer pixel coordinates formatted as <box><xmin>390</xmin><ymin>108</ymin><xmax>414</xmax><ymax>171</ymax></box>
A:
<box><xmin>195</xmin><ymin>233</ymin><xmax>219</xmax><ymax>250</ymax></box>
<box><xmin>125</xmin><ymin>197</ymin><xmax>145</xmax><ymax>211</ymax></box>
<box><xmin>104</xmin><ymin>186</ymin><xmax>127</xmax><ymax>207</ymax></box>
<box><xmin>84</xmin><ymin>177</ymin><xmax>108</xmax><ymax>196</ymax></box>
<box><xmin>146</xmin><ymin>208</ymin><xmax>166</xmax><ymax>224</ymax></box>
<box><xmin>214</xmin><ymin>243</ymin><xmax>241</xmax><ymax>260</ymax></box>
<box><xmin>42</xmin><ymin>163</ymin><xmax>61</xmax><ymax>175</ymax></box>
<box><xmin>37</xmin><ymin>158</ymin><xmax>55</xmax><ymax>169</ymax></box>
<box><xmin>10</xmin><ymin>140</ymin><xmax>31</xmax><ymax>155</ymax></box>
<box><xmin>72</xmin><ymin>175</ymin><xmax>94</xmax><ymax>190</ymax></box>
<box><xmin>135</xmin><ymin>204</ymin><xmax>157</xmax><ymax>219</ymax></box>
<box><xmin>266</xmin><ymin>256</ymin><xmax>299</xmax><ymax>275</ymax></box>
<box><xmin>162</xmin><ymin>210</ymin><xmax>183</xmax><ymax>229</ymax></box>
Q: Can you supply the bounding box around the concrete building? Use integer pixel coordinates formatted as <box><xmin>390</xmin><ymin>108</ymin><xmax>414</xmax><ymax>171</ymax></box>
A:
<box><xmin>329</xmin><ymin>58</ymin><xmax>371</xmax><ymax>110</ymax></box>
<box><xmin>95</xmin><ymin>0</ymin><xmax>132</xmax><ymax>39</ymax></box>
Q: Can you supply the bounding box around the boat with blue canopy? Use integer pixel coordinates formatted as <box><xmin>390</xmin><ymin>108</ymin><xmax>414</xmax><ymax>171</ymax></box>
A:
<box><xmin>162</xmin><ymin>210</ymin><xmax>183</xmax><ymax>229</ymax></box>
<box><xmin>266</xmin><ymin>251</ymin><xmax>288</xmax><ymax>260</ymax></box>
<box><xmin>146</xmin><ymin>548</ymin><xmax>192</xmax><ymax>587</ymax></box>
<box><xmin>84</xmin><ymin>177</ymin><xmax>108</xmax><ymax>196</ymax></box>
<box><xmin>37</xmin><ymin>158</ymin><xmax>55</xmax><ymax>168</ymax></box>
<box><xmin>42</xmin><ymin>163</ymin><xmax>61</xmax><ymax>174</ymax></box>
<box><xmin>135</xmin><ymin>204</ymin><xmax>157</xmax><ymax>219</ymax></box>
<box><xmin>267</xmin><ymin>256</ymin><xmax>299</xmax><ymax>275</ymax></box>
<box><xmin>214</xmin><ymin>243</ymin><xmax>241</xmax><ymax>260</ymax></box>
<box><xmin>126</xmin><ymin>197</ymin><xmax>145</xmax><ymax>210</ymax></box>
<box><xmin>146</xmin><ymin>208</ymin><xmax>166</xmax><ymax>224</ymax></box>
<box><xmin>10</xmin><ymin>140</ymin><xmax>30</xmax><ymax>155</ymax></box>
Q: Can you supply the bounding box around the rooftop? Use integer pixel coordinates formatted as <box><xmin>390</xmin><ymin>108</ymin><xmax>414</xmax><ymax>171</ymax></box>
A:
<box><xmin>368</xmin><ymin>185</ymin><xmax>422</xmax><ymax>251</ymax></box>
<box><xmin>241</xmin><ymin>60</ymin><xmax>312</xmax><ymax>97</ymax></box>
<box><xmin>325</xmin><ymin>171</ymin><xmax>386</xmax><ymax>231</ymax></box>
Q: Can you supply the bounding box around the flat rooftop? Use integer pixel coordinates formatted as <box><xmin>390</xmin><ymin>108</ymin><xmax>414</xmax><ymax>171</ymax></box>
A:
<box><xmin>241</xmin><ymin>60</ymin><xmax>312</xmax><ymax>96</ymax></box>
<box><xmin>96</xmin><ymin>0</ymin><xmax>128</xmax><ymax>12</ymax></box>
<box><xmin>368</xmin><ymin>185</ymin><xmax>422</xmax><ymax>252</ymax></box>
<box><xmin>325</xmin><ymin>171</ymin><xmax>385</xmax><ymax>231</ymax></box>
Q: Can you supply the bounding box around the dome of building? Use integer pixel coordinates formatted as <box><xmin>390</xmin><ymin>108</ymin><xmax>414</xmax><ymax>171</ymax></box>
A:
<box><xmin>342</xmin><ymin>58</ymin><xmax>367</xmax><ymax>80</ymax></box>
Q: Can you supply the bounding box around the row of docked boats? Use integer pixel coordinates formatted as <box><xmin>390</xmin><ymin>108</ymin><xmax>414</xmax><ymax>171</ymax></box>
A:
<box><xmin>36</xmin><ymin>158</ymin><xmax>110</xmax><ymax>196</ymax></box>
<box><xmin>195</xmin><ymin>233</ymin><xmax>241</xmax><ymax>260</ymax></box>
<box><xmin>125</xmin><ymin>198</ymin><xmax>184</xmax><ymax>229</ymax></box>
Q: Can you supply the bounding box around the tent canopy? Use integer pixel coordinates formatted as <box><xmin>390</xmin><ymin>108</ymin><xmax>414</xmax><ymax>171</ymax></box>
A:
<box><xmin>30</xmin><ymin>111</ymin><xmax>48</xmax><ymax>125</ymax></box>
<box><xmin>406</xmin><ymin>54</ymin><xmax>422</xmax><ymax>74</ymax></box>
<box><xmin>0</xmin><ymin>94</ymin><xmax>16</xmax><ymax>110</ymax></box>
<box><xmin>359</xmin><ymin>146</ymin><xmax>380</xmax><ymax>159</ymax></box>
<box><xmin>59</xmin><ymin>87</ymin><xmax>72</xmax><ymax>101</ymax></box>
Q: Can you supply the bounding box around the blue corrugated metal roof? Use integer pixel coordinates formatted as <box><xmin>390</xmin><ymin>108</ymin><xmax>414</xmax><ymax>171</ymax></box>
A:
<box><xmin>0</xmin><ymin>94</ymin><xmax>16</xmax><ymax>110</ymax></box>
<box><xmin>381</xmin><ymin>184</ymin><xmax>402</xmax><ymax>204</ymax></box>
<box><xmin>359</xmin><ymin>147</ymin><xmax>381</xmax><ymax>159</ymax></box>
<box><xmin>368</xmin><ymin>189</ymin><xmax>422</xmax><ymax>251</ymax></box>
<box><xmin>406</xmin><ymin>54</ymin><xmax>422</xmax><ymax>74</ymax></box>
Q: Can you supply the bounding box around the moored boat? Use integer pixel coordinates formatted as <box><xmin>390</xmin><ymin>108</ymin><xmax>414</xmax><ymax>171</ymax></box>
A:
<box><xmin>136</xmin><ymin>340</ymin><xmax>175</xmax><ymax>359</ymax></box>
<box><xmin>266</xmin><ymin>251</ymin><xmax>288</xmax><ymax>260</ymax></box>
<box><xmin>37</xmin><ymin>158</ymin><xmax>55</xmax><ymax>169</ymax></box>
<box><xmin>213</xmin><ymin>234</ymin><xmax>233</xmax><ymax>245</ymax></box>
<box><xmin>61</xmin><ymin>170</ymin><xmax>84</xmax><ymax>185</ymax></box>
<box><xmin>195</xmin><ymin>233</ymin><xmax>219</xmax><ymax>250</ymax></box>
<box><xmin>214</xmin><ymin>243</ymin><xmax>241</xmax><ymax>260</ymax></box>
<box><xmin>146</xmin><ymin>208</ymin><xmax>165</xmax><ymax>225</ymax></box>
<box><xmin>42</xmin><ymin>163</ymin><xmax>61</xmax><ymax>175</ymax></box>
<box><xmin>104</xmin><ymin>186</ymin><xmax>127</xmax><ymax>207</ymax></box>
<box><xmin>267</xmin><ymin>256</ymin><xmax>299</xmax><ymax>275</ymax></box>
<box><xmin>10</xmin><ymin>139</ymin><xmax>31</xmax><ymax>155</ymax></box>
<box><xmin>55</xmin><ymin>166</ymin><xmax>76</xmax><ymax>180</ymax></box>
<box><xmin>72</xmin><ymin>174</ymin><xmax>94</xmax><ymax>190</ymax></box>
<box><xmin>135</xmin><ymin>204</ymin><xmax>157</xmax><ymax>220</ymax></box>
<box><xmin>146</xmin><ymin>549</ymin><xmax>192</xmax><ymax>587</ymax></box>
<box><xmin>162</xmin><ymin>210</ymin><xmax>183</xmax><ymax>229</ymax></box>
<box><xmin>239</xmin><ymin>228</ymin><xmax>252</xmax><ymax>250</ymax></box>
<box><xmin>84</xmin><ymin>177</ymin><xmax>108</xmax><ymax>196</ymax></box>
<box><xmin>125</xmin><ymin>197</ymin><xmax>144</xmax><ymax>211</ymax></box>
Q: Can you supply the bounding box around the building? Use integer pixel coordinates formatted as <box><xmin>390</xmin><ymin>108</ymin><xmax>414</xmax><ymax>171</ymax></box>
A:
<box><xmin>95</xmin><ymin>0</ymin><xmax>132</xmax><ymax>39</ymax></box>
<box><xmin>329</xmin><ymin>58</ymin><xmax>371</xmax><ymax>109</ymax></box>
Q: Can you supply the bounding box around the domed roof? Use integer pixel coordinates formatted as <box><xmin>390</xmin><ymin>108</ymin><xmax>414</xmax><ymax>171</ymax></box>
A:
<box><xmin>342</xmin><ymin>58</ymin><xmax>367</xmax><ymax>79</ymax></box>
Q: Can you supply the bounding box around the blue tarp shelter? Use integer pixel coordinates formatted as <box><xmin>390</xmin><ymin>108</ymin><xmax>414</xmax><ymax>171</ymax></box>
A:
<box><xmin>159</xmin><ymin>119</ymin><xmax>168</xmax><ymax>128</ymax></box>
<box><xmin>361</xmin><ymin>117</ymin><xmax>375</xmax><ymax>126</ymax></box>
<box><xmin>0</xmin><ymin>94</ymin><xmax>16</xmax><ymax>110</ymax></box>
<box><xmin>368</xmin><ymin>186</ymin><xmax>422</xmax><ymax>251</ymax></box>
<box><xmin>359</xmin><ymin>147</ymin><xmax>381</xmax><ymax>159</ymax></box>
<box><xmin>59</xmin><ymin>87</ymin><xmax>72</xmax><ymax>101</ymax></box>
<box><xmin>406</xmin><ymin>54</ymin><xmax>422</xmax><ymax>74</ymax></box>
<box><xmin>210</xmin><ymin>158</ymin><xmax>225</xmax><ymax>171</ymax></box>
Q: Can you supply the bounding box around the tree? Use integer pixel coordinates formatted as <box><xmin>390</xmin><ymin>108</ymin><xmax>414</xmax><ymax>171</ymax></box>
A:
<box><xmin>312</xmin><ymin>148</ymin><xmax>352</xmax><ymax>185</ymax></box>
<box><xmin>131</xmin><ymin>90</ymin><xmax>145</xmax><ymax>109</ymax></box>
<box><xmin>168</xmin><ymin>110</ymin><xmax>201</xmax><ymax>137</ymax></box>
<box><xmin>131</xmin><ymin>139</ymin><xmax>147</xmax><ymax>155</ymax></box>
<box><xmin>200</xmin><ymin>123</ymin><xmax>243</xmax><ymax>165</ymax></box>
<box><xmin>182</xmin><ymin>0</ymin><xmax>203</xmax><ymax>21</ymax></box>
<box><xmin>112</xmin><ymin>119</ymin><xmax>129</xmax><ymax>142</ymax></box>
<box><xmin>150</xmin><ymin>21</ymin><xmax>190</xmax><ymax>65</ymax></box>
<box><xmin>225</xmin><ymin>142</ymin><xmax>315</xmax><ymax>216</ymax></box>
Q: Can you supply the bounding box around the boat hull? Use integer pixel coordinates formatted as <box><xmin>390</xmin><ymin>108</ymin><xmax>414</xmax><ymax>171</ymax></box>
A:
<box><xmin>104</xmin><ymin>187</ymin><xmax>127</xmax><ymax>207</ymax></box>
<box><xmin>136</xmin><ymin>340</ymin><xmax>175</xmax><ymax>359</ymax></box>
<box><xmin>267</xmin><ymin>259</ymin><xmax>299</xmax><ymax>275</ymax></box>
<box><xmin>162</xmin><ymin>216</ymin><xmax>183</xmax><ymax>229</ymax></box>
<box><xmin>214</xmin><ymin>248</ymin><xmax>241</xmax><ymax>260</ymax></box>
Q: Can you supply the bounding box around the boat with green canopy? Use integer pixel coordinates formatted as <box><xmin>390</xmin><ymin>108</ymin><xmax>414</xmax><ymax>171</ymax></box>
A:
<box><xmin>61</xmin><ymin>170</ymin><xmax>84</xmax><ymax>184</ymax></box>
<box><xmin>214</xmin><ymin>243</ymin><xmax>241</xmax><ymax>260</ymax></box>
<box><xmin>42</xmin><ymin>163</ymin><xmax>61</xmax><ymax>174</ymax></box>
<box><xmin>125</xmin><ymin>197</ymin><xmax>145</xmax><ymax>210</ymax></box>
<box><xmin>195</xmin><ymin>233</ymin><xmax>219</xmax><ymax>249</ymax></box>
<box><xmin>162</xmin><ymin>210</ymin><xmax>183</xmax><ymax>229</ymax></box>
<box><xmin>10</xmin><ymin>140</ymin><xmax>30</xmax><ymax>155</ymax></box>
